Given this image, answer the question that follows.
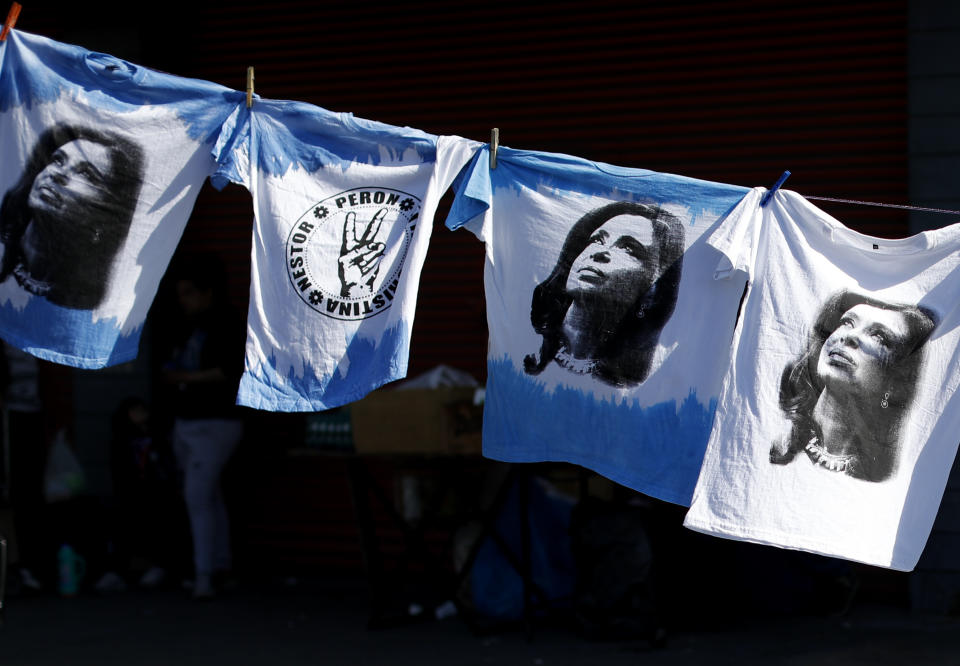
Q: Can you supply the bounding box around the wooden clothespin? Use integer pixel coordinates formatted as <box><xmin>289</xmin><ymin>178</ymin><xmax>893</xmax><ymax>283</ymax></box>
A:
<box><xmin>490</xmin><ymin>127</ymin><xmax>499</xmax><ymax>170</ymax></box>
<box><xmin>246</xmin><ymin>66</ymin><xmax>255</xmax><ymax>108</ymax></box>
<box><xmin>0</xmin><ymin>3</ymin><xmax>22</xmax><ymax>42</ymax></box>
<box><xmin>759</xmin><ymin>170</ymin><xmax>791</xmax><ymax>207</ymax></box>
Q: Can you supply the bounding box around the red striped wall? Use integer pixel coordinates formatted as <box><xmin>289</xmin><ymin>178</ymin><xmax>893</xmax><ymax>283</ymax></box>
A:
<box><xmin>21</xmin><ymin>1</ymin><xmax>909</xmax><ymax>573</ymax></box>
<box><xmin>174</xmin><ymin>0</ymin><xmax>908</xmax><ymax>382</ymax></box>
<box><xmin>26</xmin><ymin>0</ymin><xmax>909</xmax><ymax>383</ymax></box>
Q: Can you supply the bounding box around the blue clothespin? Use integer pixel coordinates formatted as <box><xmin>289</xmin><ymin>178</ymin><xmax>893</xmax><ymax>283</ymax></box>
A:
<box><xmin>759</xmin><ymin>170</ymin><xmax>791</xmax><ymax>207</ymax></box>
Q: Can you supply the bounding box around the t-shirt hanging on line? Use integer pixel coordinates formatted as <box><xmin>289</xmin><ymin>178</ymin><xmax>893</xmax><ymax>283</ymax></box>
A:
<box><xmin>212</xmin><ymin>98</ymin><xmax>479</xmax><ymax>411</ymax></box>
<box><xmin>445</xmin><ymin>146</ymin><xmax>748</xmax><ymax>505</ymax></box>
<box><xmin>0</xmin><ymin>29</ymin><xmax>245</xmax><ymax>368</ymax></box>
<box><xmin>684</xmin><ymin>188</ymin><xmax>960</xmax><ymax>570</ymax></box>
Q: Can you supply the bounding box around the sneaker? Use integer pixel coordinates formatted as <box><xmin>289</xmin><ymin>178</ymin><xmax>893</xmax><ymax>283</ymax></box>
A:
<box><xmin>192</xmin><ymin>573</ymin><xmax>215</xmax><ymax>600</ymax></box>
<box><xmin>138</xmin><ymin>566</ymin><xmax>166</xmax><ymax>588</ymax></box>
<box><xmin>212</xmin><ymin>569</ymin><xmax>238</xmax><ymax>592</ymax></box>
<box><xmin>94</xmin><ymin>571</ymin><xmax>128</xmax><ymax>593</ymax></box>
<box><xmin>19</xmin><ymin>567</ymin><xmax>42</xmax><ymax>591</ymax></box>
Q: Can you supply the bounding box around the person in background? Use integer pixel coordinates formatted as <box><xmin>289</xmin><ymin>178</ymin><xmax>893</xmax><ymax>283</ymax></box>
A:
<box><xmin>161</xmin><ymin>254</ymin><xmax>245</xmax><ymax>599</ymax></box>
<box><xmin>0</xmin><ymin>341</ymin><xmax>46</xmax><ymax>593</ymax></box>
<box><xmin>94</xmin><ymin>396</ymin><xmax>185</xmax><ymax>592</ymax></box>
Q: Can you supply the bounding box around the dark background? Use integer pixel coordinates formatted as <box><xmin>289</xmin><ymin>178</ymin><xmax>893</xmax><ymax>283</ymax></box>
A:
<box><xmin>24</xmin><ymin>0</ymin><xmax>911</xmax><ymax>383</ymax></box>
<box><xmin>14</xmin><ymin>0</ymin><xmax>950</xmax><ymax>616</ymax></box>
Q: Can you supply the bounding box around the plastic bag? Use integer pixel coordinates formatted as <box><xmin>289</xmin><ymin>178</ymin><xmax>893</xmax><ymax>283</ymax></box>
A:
<box><xmin>43</xmin><ymin>429</ymin><xmax>86</xmax><ymax>503</ymax></box>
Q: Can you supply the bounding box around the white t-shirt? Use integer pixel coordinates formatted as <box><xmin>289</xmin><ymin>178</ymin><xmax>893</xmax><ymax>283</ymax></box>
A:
<box><xmin>685</xmin><ymin>187</ymin><xmax>960</xmax><ymax>570</ymax></box>
<box><xmin>0</xmin><ymin>30</ymin><xmax>244</xmax><ymax>368</ymax></box>
<box><xmin>213</xmin><ymin>98</ymin><xmax>479</xmax><ymax>411</ymax></box>
<box><xmin>446</xmin><ymin>145</ymin><xmax>748</xmax><ymax>505</ymax></box>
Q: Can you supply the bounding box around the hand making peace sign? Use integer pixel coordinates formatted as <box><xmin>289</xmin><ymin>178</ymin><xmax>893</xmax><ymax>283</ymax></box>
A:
<box><xmin>338</xmin><ymin>208</ymin><xmax>387</xmax><ymax>298</ymax></box>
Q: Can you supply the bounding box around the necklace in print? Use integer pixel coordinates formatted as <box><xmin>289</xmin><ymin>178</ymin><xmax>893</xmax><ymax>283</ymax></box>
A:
<box><xmin>804</xmin><ymin>435</ymin><xmax>855</xmax><ymax>473</ymax></box>
<box><xmin>555</xmin><ymin>346</ymin><xmax>599</xmax><ymax>375</ymax></box>
<box><xmin>12</xmin><ymin>262</ymin><xmax>51</xmax><ymax>297</ymax></box>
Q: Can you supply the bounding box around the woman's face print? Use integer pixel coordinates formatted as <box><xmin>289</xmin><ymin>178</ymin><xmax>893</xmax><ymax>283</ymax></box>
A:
<box><xmin>565</xmin><ymin>215</ymin><xmax>660</xmax><ymax>304</ymax></box>
<box><xmin>27</xmin><ymin>139</ymin><xmax>113</xmax><ymax>217</ymax></box>
<box><xmin>817</xmin><ymin>304</ymin><xmax>911</xmax><ymax>395</ymax></box>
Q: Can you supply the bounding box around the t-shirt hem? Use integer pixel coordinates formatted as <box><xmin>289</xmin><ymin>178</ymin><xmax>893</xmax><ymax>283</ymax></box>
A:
<box><xmin>682</xmin><ymin>516</ymin><xmax>911</xmax><ymax>571</ymax></box>
<box><xmin>483</xmin><ymin>444</ymin><xmax>693</xmax><ymax>507</ymax></box>
<box><xmin>0</xmin><ymin>333</ymin><xmax>132</xmax><ymax>370</ymax></box>
<box><xmin>236</xmin><ymin>375</ymin><xmax>403</xmax><ymax>413</ymax></box>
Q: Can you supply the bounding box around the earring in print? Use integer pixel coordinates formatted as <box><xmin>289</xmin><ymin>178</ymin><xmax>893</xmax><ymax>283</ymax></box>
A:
<box><xmin>636</xmin><ymin>306</ymin><xmax>645</xmax><ymax>319</ymax></box>
<box><xmin>881</xmin><ymin>391</ymin><xmax>890</xmax><ymax>409</ymax></box>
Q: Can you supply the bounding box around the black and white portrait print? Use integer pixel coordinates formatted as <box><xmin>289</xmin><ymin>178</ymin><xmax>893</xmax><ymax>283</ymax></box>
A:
<box><xmin>770</xmin><ymin>290</ymin><xmax>937</xmax><ymax>483</ymax></box>
<box><xmin>0</xmin><ymin>124</ymin><xmax>145</xmax><ymax>310</ymax></box>
<box><xmin>523</xmin><ymin>201</ymin><xmax>685</xmax><ymax>387</ymax></box>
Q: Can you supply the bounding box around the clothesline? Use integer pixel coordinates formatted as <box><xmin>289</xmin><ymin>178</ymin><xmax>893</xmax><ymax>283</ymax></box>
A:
<box><xmin>803</xmin><ymin>195</ymin><xmax>960</xmax><ymax>216</ymax></box>
<box><xmin>762</xmin><ymin>170</ymin><xmax>960</xmax><ymax>216</ymax></box>
<box><xmin>6</xmin><ymin>1</ymin><xmax>953</xmax><ymax>223</ymax></box>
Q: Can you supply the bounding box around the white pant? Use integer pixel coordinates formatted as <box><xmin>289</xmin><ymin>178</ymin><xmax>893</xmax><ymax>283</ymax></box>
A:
<box><xmin>173</xmin><ymin>418</ymin><xmax>243</xmax><ymax>577</ymax></box>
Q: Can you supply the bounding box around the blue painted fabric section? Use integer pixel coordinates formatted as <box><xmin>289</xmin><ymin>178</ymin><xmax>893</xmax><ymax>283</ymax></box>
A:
<box><xmin>211</xmin><ymin>98</ymin><xmax>436</xmax><ymax>189</ymax></box>
<box><xmin>483</xmin><ymin>358</ymin><xmax>717</xmax><ymax>506</ymax></box>
<box><xmin>0</xmin><ymin>298</ymin><xmax>139</xmax><ymax>368</ymax></box>
<box><xmin>0</xmin><ymin>30</ymin><xmax>245</xmax><ymax>141</ymax></box>
<box><xmin>447</xmin><ymin>145</ymin><xmax>749</xmax><ymax>231</ymax></box>
<box><xmin>237</xmin><ymin>322</ymin><xmax>410</xmax><ymax>412</ymax></box>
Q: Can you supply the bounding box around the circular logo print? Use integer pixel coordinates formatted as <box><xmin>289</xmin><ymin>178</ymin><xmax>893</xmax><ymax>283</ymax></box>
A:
<box><xmin>287</xmin><ymin>187</ymin><xmax>419</xmax><ymax>321</ymax></box>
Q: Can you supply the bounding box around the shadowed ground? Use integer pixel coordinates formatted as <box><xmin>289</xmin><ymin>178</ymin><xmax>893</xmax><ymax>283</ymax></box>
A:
<box><xmin>2</xmin><ymin>575</ymin><xmax>960</xmax><ymax>666</ymax></box>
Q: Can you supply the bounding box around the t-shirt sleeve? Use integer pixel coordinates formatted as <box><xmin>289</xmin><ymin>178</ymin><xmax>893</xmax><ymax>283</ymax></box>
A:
<box><xmin>706</xmin><ymin>186</ymin><xmax>765</xmax><ymax>280</ymax></box>
<box><xmin>444</xmin><ymin>144</ymin><xmax>492</xmax><ymax>242</ymax></box>
<box><xmin>434</xmin><ymin>134</ymin><xmax>481</xmax><ymax>197</ymax></box>
<box><xmin>210</xmin><ymin>103</ymin><xmax>251</xmax><ymax>191</ymax></box>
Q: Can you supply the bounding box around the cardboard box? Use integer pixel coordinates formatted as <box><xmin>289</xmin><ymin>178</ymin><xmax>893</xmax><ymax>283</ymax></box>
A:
<box><xmin>350</xmin><ymin>386</ymin><xmax>482</xmax><ymax>455</ymax></box>
<box><xmin>303</xmin><ymin>407</ymin><xmax>354</xmax><ymax>451</ymax></box>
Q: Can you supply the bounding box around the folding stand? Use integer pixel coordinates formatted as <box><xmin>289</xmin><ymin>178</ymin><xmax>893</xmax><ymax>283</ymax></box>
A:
<box><xmin>348</xmin><ymin>456</ymin><xmax>574</xmax><ymax>640</ymax></box>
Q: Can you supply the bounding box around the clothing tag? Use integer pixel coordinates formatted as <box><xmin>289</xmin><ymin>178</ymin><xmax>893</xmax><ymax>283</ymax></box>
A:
<box><xmin>829</xmin><ymin>228</ymin><xmax>930</xmax><ymax>255</ymax></box>
<box><xmin>84</xmin><ymin>53</ymin><xmax>137</xmax><ymax>82</ymax></box>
